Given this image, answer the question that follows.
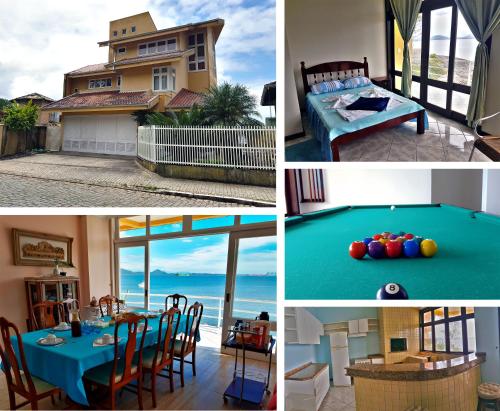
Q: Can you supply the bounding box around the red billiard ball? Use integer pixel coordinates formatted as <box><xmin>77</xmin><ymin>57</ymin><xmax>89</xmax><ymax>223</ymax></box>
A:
<box><xmin>385</xmin><ymin>240</ymin><xmax>402</xmax><ymax>258</ymax></box>
<box><xmin>404</xmin><ymin>233</ymin><xmax>414</xmax><ymax>240</ymax></box>
<box><xmin>373</xmin><ymin>234</ymin><xmax>382</xmax><ymax>241</ymax></box>
<box><xmin>349</xmin><ymin>241</ymin><xmax>367</xmax><ymax>259</ymax></box>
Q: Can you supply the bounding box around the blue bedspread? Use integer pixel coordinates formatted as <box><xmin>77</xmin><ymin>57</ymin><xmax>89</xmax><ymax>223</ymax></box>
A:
<box><xmin>306</xmin><ymin>85</ymin><xmax>428</xmax><ymax>161</ymax></box>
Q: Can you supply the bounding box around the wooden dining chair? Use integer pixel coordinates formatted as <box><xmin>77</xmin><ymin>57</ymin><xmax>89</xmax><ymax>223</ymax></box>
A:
<box><xmin>98</xmin><ymin>295</ymin><xmax>120</xmax><ymax>317</ymax></box>
<box><xmin>30</xmin><ymin>301</ymin><xmax>64</xmax><ymax>331</ymax></box>
<box><xmin>165</xmin><ymin>293</ymin><xmax>188</xmax><ymax>314</ymax></box>
<box><xmin>140</xmin><ymin>307</ymin><xmax>181</xmax><ymax>408</ymax></box>
<box><xmin>0</xmin><ymin>317</ymin><xmax>61</xmax><ymax>410</ymax></box>
<box><xmin>82</xmin><ymin>313</ymin><xmax>148</xmax><ymax>410</ymax></box>
<box><xmin>173</xmin><ymin>302</ymin><xmax>203</xmax><ymax>387</ymax></box>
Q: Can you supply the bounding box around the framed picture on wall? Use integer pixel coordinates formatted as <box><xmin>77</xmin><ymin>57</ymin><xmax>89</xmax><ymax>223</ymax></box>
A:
<box><xmin>12</xmin><ymin>229</ymin><xmax>74</xmax><ymax>267</ymax></box>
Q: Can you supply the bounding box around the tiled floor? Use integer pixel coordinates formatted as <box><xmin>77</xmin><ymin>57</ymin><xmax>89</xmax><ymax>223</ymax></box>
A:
<box><xmin>285</xmin><ymin>110</ymin><xmax>492</xmax><ymax>162</ymax></box>
<box><xmin>319</xmin><ymin>385</ymin><xmax>356</xmax><ymax>411</ymax></box>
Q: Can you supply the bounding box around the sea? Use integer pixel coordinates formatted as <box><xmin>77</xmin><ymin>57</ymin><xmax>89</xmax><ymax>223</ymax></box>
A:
<box><xmin>119</xmin><ymin>271</ymin><xmax>277</xmax><ymax>327</ymax></box>
<box><xmin>413</xmin><ymin>38</ymin><xmax>478</xmax><ymax>61</ymax></box>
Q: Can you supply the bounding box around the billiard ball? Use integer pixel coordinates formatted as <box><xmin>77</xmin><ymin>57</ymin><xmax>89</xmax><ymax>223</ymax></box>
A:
<box><xmin>373</xmin><ymin>234</ymin><xmax>383</xmax><ymax>241</ymax></box>
<box><xmin>396</xmin><ymin>236</ymin><xmax>407</xmax><ymax>243</ymax></box>
<box><xmin>376</xmin><ymin>283</ymin><xmax>409</xmax><ymax>300</ymax></box>
<box><xmin>389</xmin><ymin>234</ymin><xmax>398</xmax><ymax>240</ymax></box>
<box><xmin>368</xmin><ymin>241</ymin><xmax>385</xmax><ymax>259</ymax></box>
<box><xmin>398</xmin><ymin>231</ymin><xmax>406</xmax><ymax>236</ymax></box>
<box><xmin>379</xmin><ymin>238</ymin><xmax>389</xmax><ymax>246</ymax></box>
<box><xmin>404</xmin><ymin>233</ymin><xmax>414</xmax><ymax>240</ymax></box>
<box><xmin>414</xmin><ymin>236</ymin><xmax>423</xmax><ymax>246</ymax></box>
<box><xmin>349</xmin><ymin>241</ymin><xmax>367</xmax><ymax>259</ymax></box>
<box><xmin>363</xmin><ymin>237</ymin><xmax>373</xmax><ymax>247</ymax></box>
<box><xmin>421</xmin><ymin>239</ymin><xmax>438</xmax><ymax>257</ymax></box>
<box><xmin>390</xmin><ymin>205</ymin><xmax>395</xmax><ymax>211</ymax></box>
<box><xmin>403</xmin><ymin>239</ymin><xmax>420</xmax><ymax>258</ymax></box>
<box><xmin>381</xmin><ymin>231</ymin><xmax>391</xmax><ymax>238</ymax></box>
<box><xmin>385</xmin><ymin>240</ymin><xmax>402</xmax><ymax>258</ymax></box>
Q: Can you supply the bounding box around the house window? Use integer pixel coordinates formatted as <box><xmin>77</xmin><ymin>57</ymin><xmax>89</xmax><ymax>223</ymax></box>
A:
<box><xmin>117</xmin><ymin>47</ymin><xmax>126</xmax><ymax>55</ymax></box>
<box><xmin>89</xmin><ymin>78</ymin><xmax>112</xmax><ymax>89</ymax></box>
<box><xmin>138</xmin><ymin>38</ymin><xmax>177</xmax><ymax>56</ymax></box>
<box><xmin>131</xmin><ymin>26</ymin><xmax>136</xmax><ymax>33</ymax></box>
<box><xmin>188</xmin><ymin>32</ymin><xmax>206</xmax><ymax>71</ymax></box>
<box><xmin>113</xmin><ymin>31</ymin><xmax>118</xmax><ymax>37</ymax></box>
<box><xmin>419</xmin><ymin>307</ymin><xmax>475</xmax><ymax>354</ymax></box>
<box><xmin>117</xmin><ymin>76</ymin><xmax>122</xmax><ymax>88</ymax></box>
<box><xmin>122</xmin><ymin>28</ymin><xmax>126</xmax><ymax>35</ymax></box>
<box><xmin>152</xmin><ymin>67</ymin><xmax>175</xmax><ymax>91</ymax></box>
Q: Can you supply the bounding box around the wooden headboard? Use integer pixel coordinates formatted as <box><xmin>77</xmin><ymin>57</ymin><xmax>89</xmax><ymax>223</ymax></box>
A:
<box><xmin>300</xmin><ymin>57</ymin><xmax>369</xmax><ymax>94</ymax></box>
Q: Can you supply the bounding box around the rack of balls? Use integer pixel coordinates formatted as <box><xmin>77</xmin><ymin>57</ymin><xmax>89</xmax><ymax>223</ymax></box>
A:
<box><xmin>349</xmin><ymin>232</ymin><xmax>438</xmax><ymax>259</ymax></box>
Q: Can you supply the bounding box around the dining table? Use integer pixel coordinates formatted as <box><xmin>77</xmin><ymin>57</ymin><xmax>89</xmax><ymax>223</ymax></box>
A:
<box><xmin>8</xmin><ymin>311</ymin><xmax>198</xmax><ymax>406</ymax></box>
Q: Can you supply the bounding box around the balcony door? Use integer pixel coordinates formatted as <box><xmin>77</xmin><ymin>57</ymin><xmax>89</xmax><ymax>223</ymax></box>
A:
<box><xmin>390</xmin><ymin>0</ymin><xmax>480</xmax><ymax>122</ymax></box>
<box><xmin>116</xmin><ymin>243</ymin><xmax>148</xmax><ymax>309</ymax></box>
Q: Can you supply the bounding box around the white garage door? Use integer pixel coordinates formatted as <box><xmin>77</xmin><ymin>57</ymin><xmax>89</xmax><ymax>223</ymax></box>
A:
<box><xmin>62</xmin><ymin>114</ymin><xmax>137</xmax><ymax>155</ymax></box>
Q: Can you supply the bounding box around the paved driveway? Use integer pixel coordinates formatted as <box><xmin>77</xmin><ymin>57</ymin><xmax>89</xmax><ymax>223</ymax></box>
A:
<box><xmin>0</xmin><ymin>153</ymin><xmax>275</xmax><ymax>207</ymax></box>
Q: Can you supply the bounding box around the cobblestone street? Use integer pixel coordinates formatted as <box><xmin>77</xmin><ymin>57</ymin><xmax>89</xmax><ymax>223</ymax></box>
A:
<box><xmin>0</xmin><ymin>153</ymin><xmax>275</xmax><ymax>207</ymax></box>
<box><xmin>0</xmin><ymin>174</ymin><xmax>244</xmax><ymax>207</ymax></box>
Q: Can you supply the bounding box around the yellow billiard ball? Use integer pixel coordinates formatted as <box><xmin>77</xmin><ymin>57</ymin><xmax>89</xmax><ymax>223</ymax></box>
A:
<box><xmin>420</xmin><ymin>239</ymin><xmax>438</xmax><ymax>257</ymax></box>
<box><xmin>379</xmin><ymin>238</ymin><xmax>389</xmax><ymax>246</ymax></box>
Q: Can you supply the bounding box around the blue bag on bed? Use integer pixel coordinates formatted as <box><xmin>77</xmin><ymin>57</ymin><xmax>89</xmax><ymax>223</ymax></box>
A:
<box><xmin>345</xmin><ymin>96</ymin><xmax>390</xmax><ymax>112</ymax></box>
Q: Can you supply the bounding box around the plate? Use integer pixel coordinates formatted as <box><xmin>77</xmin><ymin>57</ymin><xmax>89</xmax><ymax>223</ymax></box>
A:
<box><xmin>93</xmin><ymin>337</ymin><xmax>122</xmax><ymax>347</ymax></box>
<box><xmin>37</xmin><ymin>337</ymin><xmax>65</xmax><ymax>346</ymax></box>
<box><xmin>53</xmin><ymin>325</ymin><xmax>71</xmax><ymax>331</ymax></box>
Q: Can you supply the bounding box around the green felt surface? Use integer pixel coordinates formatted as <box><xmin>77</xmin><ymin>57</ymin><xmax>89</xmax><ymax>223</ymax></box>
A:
<box><xmin>285</xmin><ymin>204</ymin><xmax>500</xmax><ymax>300</ymax></box>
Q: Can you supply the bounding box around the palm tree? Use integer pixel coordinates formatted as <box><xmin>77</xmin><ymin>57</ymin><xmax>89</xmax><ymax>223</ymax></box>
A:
<box><xmin>201</xmin><ymin>82</ymin><xmax>262</xmax><ymax>126</ymax></box>
<box><xmin>145</xmin><ymin>105</ymin><xmax>205</xmax><ymax>126</ymax></box>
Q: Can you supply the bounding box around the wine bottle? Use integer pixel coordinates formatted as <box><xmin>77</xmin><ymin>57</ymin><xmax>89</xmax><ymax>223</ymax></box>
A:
<box><xmin>71</xmin><ymin>309</ymin><xmax>82</xmax><ymax>337</ymax></box>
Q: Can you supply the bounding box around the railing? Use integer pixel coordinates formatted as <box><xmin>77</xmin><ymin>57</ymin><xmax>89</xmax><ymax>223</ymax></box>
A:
<box><xmin>137</xmin><ymin>125</ymin><xmax>276</xmax><ymax>170</ymax></box>
<box><xmin>121</xmin><ymin>292</ymin><xmax>276</xmax><ymax>328</ymax></box>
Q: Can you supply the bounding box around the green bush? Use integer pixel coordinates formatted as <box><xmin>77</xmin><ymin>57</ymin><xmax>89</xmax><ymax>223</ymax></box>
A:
<box><xmin>3</xmin><ymin>101</ymin><xmax>39</xmax><ymax>131</ymax></box>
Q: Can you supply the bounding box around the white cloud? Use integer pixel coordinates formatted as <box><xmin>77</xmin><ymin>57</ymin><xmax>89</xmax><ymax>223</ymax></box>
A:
<box><xmin>0</xmin><ymin>0</ymin><xmax>275</xmax><ymax>100</ymax></box>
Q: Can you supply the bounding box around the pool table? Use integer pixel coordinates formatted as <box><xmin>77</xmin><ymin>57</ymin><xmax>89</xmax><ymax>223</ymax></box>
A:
<box><xmin>285</xmin><ymin>204</ymin><xmax>500</xmax><ymax>300</ymax></box>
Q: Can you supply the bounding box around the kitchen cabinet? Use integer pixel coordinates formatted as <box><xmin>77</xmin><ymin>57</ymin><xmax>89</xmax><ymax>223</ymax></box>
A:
<box><xmin>285</xmin><ymin>308</ymin><xmax>323</xmax><ymax>344</ymax></box>
<box><xmin>285</xmin><ymin>363</ymin><xmax>330</xmax><ymax>411</ymax></box>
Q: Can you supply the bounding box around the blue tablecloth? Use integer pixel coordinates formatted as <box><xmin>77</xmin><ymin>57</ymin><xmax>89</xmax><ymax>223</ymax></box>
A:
<box><xmin>7</xmin><ymin>313</ymin><xmax>197</xmax><ymax>406</ymax></box>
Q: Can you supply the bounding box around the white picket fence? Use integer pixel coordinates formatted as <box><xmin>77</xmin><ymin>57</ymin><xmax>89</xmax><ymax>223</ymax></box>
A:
<box><xmin>137</xmin><ymin>125</ymin><xmax>276</xmax><ymax>170</ymax></box>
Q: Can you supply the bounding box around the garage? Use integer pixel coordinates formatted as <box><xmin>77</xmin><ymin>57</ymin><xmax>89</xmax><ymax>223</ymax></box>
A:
<box><xmin>62</xmin><ymin>114</ymin><xmax>138</xmax><ymax>156</ymax></box>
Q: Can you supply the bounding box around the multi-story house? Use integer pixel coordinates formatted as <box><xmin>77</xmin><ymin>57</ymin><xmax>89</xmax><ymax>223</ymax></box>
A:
<box><xmin>44</xmin><ymin>12</ymin><xmax>224</xmax><ymax>155</ymax></box>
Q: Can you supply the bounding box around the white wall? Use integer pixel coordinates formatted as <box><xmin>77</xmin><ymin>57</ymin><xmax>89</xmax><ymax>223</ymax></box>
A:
<box><xmin>483</xmin><ymin>29</ymin><xmax>500</xmax><ymax>135</ymax></box>
<box><xmin>285</xmin><ymin>33</ymin><xmax>304</xmax><ymax>137</ymax></box>
<box><xmin>431</xmin><ymin>169</ymin><xmax>483</xmax><ymax>210</ymax></box>
<box><xmin>300</xmin><ymin>169</ymin><xmax>432</xmax><ymax>213</ymax></box>
<box><xmin>475</xmin><ymin>308</ymin><xmax>500</xmax><ymax>383</ymax></box>
<box><xmin>482</xmin><ymin>169</ymin><xmax>500</xmax><ymax>216</ymax></box>
<box><xmin>286</xmin><ymin>0</ymin><xmax>387</xmax><ymax>106</ymax></box>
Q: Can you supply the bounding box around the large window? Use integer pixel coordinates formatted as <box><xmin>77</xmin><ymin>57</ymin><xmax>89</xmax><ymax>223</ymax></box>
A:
<box><xmin>389</xmin><ymin>0</ymin><xmax>482</xmax><ymax>122</ymax></box>
<box><xmin>152</xmin><ymin>66</ymin><xmax>175</xmax><ymax>91</ymax></box>
<box><xmin>138</xmin><ymin>38</ymin><xmax>177</xmax><ymax>56</ymax></box>
<box><xmin>188</xmin><ymin>32</ymin><xmax>206</xmax><ymax>71</ymax></box>
<box><xmin>419</xmin><ymin>307</ymin><xmax>475</xmax><ymax>353</ymax></box>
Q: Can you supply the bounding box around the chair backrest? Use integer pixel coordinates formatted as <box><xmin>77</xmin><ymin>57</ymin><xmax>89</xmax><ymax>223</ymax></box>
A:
<box><xmin>31</xmin><ymin>301</ymin><xmax>64</xmax><ymax>330</ymax></box>
<box><xmin>61</xmin><ymin>299</ymin><xmax>80</xmax><ymax>323</ymax></box>
<box><xmin>154</xmin><ymin>308</ymin><xmax>181</xmax><ymax>368</ymax></box>
<box><xmin>0</xmin><ymin>317</ymin><xmax>37</xmax><ymax>396</ymax></box>
<box><xmin>99</xmin><ymin>295</ymin><xmax>120</xmax><ymax>317</ymax></box>
<box><xmin>110</xmin><ymin>313</ymin><xmax>147</xmax><ymax>387</ymax></box>
<box><xmin>181</xmin><ymin>302</ymin><xmax>203</xmax><ymax>354</ymax></box>
<box><xmin>165</xmin><ymin>294</ymin><xmax>188</xmax><ymax>314</ymax></box>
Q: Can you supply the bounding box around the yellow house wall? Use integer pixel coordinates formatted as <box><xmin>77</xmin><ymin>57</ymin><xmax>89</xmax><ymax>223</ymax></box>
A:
<box><xmin>113</xmin><ymin>33</ymin><xmax>181</xmax><ymax>62</ymax></box>
<box><xmin>378</xmin><ymin>308</ymin><xmax>420</xmax><ymax>364</ymax></box>
<box><xmin>67</xmin><ymin>75</ymin><xmax>120</xmax><ymax>94</ymax></box>
<box><xmin>206</xmin><ymin>27</ymin><xmax>217</xmax><ymax>87</ymax></box>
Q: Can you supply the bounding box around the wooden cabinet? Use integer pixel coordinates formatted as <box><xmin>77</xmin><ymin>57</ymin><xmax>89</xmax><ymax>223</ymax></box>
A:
<box><xmin>326</xmin><ymin>318</ymin><xmax>378</xmax><ymax>337</ymax></box>
<box><xmin>285</xmin><ymin>308</ymin><xmax>323</xmax><ymax>345</ymax></box>
<box><xmin>25</xmin><ymin>276</ymin><xmax>80</xmax><ymax>330</ymax></box>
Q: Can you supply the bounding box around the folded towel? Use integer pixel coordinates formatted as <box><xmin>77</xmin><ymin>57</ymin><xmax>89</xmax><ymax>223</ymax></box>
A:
<box><xmin>345</xmin><ymin>97</ymin><xmax>390</xmax><ymax>112</ymax></box>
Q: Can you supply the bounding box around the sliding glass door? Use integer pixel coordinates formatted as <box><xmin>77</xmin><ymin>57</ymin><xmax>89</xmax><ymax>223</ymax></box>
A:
<box><xmin>390</xmin><ymin>0</ymin><xmax>480</xmax><ymax>122</ymax></box>
<box><xmin>116</xmin><ymin>243</ymin><xmax>148</xmax><ymax>309</ymax></box>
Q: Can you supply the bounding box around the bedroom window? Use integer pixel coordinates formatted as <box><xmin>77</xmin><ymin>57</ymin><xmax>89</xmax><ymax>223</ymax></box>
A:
<box><xmin>188</xmin><ymin>32</ymin><xmax>206</xmax><ymax>71</ymax></box>
<box><xmin>419</xmin><ymin>307</ymin><xmax>475</xmax><ymax>354</ymax></box>
<box><xmin>388</xmin><ymin>0</ymin><xmax>483</xmax><ymax>123</ymax></box>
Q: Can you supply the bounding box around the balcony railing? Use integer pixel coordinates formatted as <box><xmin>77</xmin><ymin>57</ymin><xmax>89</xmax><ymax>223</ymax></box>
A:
<box><xmin>120</xmin><ymin>292</ymin><xmax>276</xmax><ymax>328</ymax></box>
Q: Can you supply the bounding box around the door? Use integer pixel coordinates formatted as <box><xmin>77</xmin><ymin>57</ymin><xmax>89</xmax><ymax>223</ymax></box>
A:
<box><xmin>221</xmin><ymin>228</ymin><xmax>277</xmax><ymax>347</ymax></box>
<box><xmin>115</xmin><ymin>243</ymin><xmax>148</xmax><ymax>309</ymax></box>
<box><xmin>62</xmin><ymin>114</ymin><xmax>138</xmax><ymax>155</ymax></box>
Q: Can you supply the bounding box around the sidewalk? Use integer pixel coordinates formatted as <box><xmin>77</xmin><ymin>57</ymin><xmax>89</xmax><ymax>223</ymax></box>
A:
<box><xmin>0</xmin><ymin>152</ymin><xmax>276</xmax><ymax>206</ymax></box>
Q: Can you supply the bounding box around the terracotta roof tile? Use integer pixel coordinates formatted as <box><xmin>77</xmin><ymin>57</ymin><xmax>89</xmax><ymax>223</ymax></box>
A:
<box><xmin>166</xmin><ymin>88</ymin><xmax>204</xmax><ymax>109</ymax></box>
<box><xmin>43</xmin><ymin>90</ymin><xmax>156</xmax><ymax>110</ymax></box>
<box><xmin>67</xmin><ymin>63</ymin><xmax>108</xmax><ymax>75</ymax></box>
<box><xmin>11</xmin><ymin>92</ymin><xmax>54</xmax><ymax>102</ymax></box>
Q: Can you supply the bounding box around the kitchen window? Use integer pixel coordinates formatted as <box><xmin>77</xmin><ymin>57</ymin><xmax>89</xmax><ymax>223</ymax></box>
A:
<box><xmin>419</xmin><ymin>307</ymin><xmax>475</xmax><ymax>354</ymax></box>
<box><xmin>138</xmin><ymin>38</ymin><xmax>177</xmax><ymax>56</ymax></box>
<box><xmin>88</xmin><ymin>78</ymin><xmax>112</xmax><ymax>89</ymax></box>
<box><xmin>188</xmin><ymin>32</ymin><xmax>206</xmax><ymax>71</ymax></box>
<box><xmin>152</xmin><ymin>66</ymin><xmax>175</xmax><ymax>92</ymax></box>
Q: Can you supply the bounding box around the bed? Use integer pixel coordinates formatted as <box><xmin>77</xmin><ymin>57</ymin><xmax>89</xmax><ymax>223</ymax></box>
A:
<box><xmin>301</xmin><ymin>58</ymin><xmax>427</xmax><ymax>161</ymax></box>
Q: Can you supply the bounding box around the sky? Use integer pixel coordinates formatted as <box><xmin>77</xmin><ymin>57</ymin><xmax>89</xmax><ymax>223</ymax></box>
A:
<box><xmin>119</xmin><ymin>215</ymin><xmax>277</xmax><ymax>275</ymax></box>
<box><xmin>0</xmin><ymin>0</ymin><xmax>275</xmax><ymax>119</ymax></box>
